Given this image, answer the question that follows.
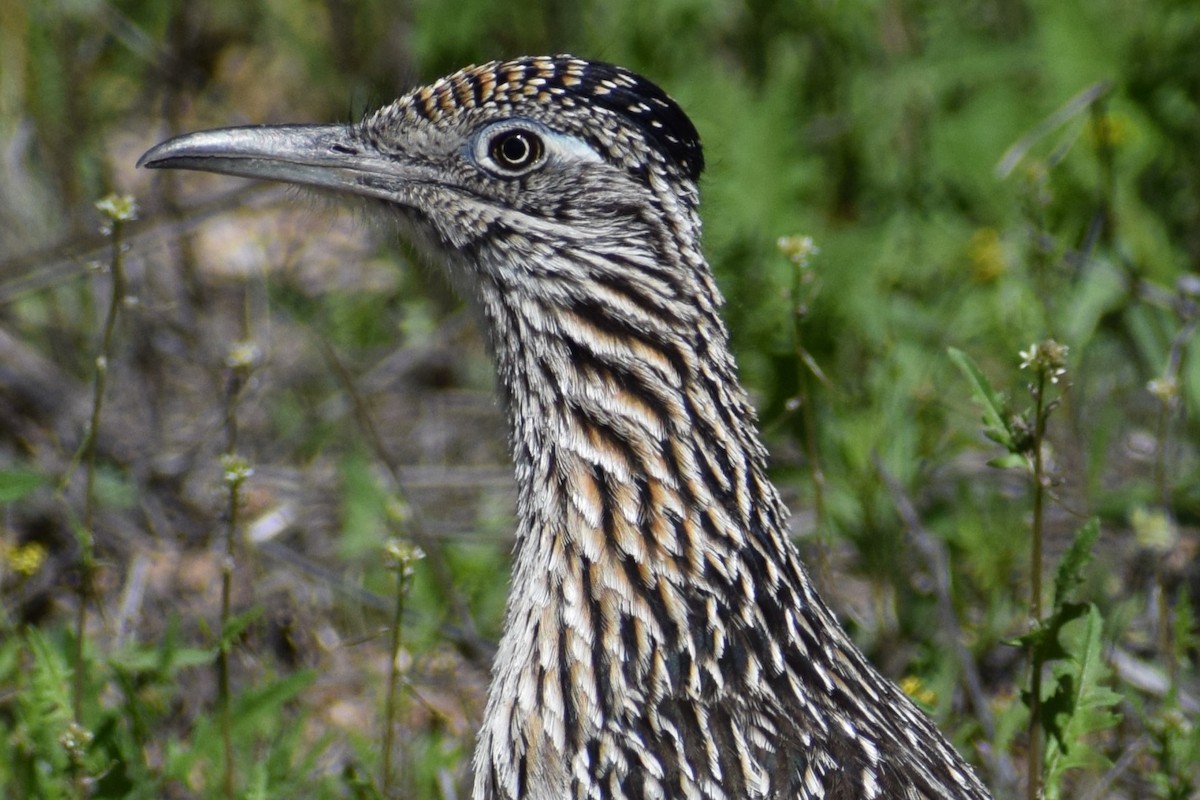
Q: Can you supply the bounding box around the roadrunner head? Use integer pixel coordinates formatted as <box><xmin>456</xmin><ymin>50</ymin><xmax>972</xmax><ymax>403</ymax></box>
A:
<box><xmin>141</xmin><ymin>54</ymin><xmax>722</xmax><ymax>427</ymax></box>
<box><xmin>139</xmin><ymin>55</ymin><xmax>704</xmax><ymax>290</ymax></box>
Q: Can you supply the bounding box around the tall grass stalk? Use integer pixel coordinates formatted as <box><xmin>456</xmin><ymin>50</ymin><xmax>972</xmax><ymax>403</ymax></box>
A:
<box><xmin>316</xmin><ymin>334</ymin><xmax>487</xmax><ymax>662</ymax></box>
<box><xmin>1018</xmin><ymin>339</ymin><xmax>1068</xmax><ymax>800</ymax></box>
<box><xmin>1026</xmin><ymin>366</ymin><xmax>1048</xmax><ymax>800</ymax></box>
<box><xmin>60</xmin><ymin>194</ymin><xmax>137</xmax><ymax>796</ymax></box>
<box><xmin>218</xmin><ymin>330</ymin><xmax>258</xmax><ymax>799</ymax></box>
<box><xmin>381</xmin><ymin>537</ymin><xmax>423</xmax><ymax>797</ymax></box>
<box><xmin>777</xmin><ymin>235</ymin><xmax>830</xmax><ymax>576</ymax></box>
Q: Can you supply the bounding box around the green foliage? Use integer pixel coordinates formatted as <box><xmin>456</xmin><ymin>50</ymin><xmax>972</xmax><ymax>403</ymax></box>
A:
<box><xmin>948</xmin><ymin>347</ymin><xmax>1024</xmax><ymax>462</ymax></box>
<box><xmin>4</xmin><ymin>629</ymin><xmax>77</xmax><ymax>798</ymax></box>
<box><xmin>1171</xmin><ymin>593</ymin><xmax>1198</xmax><ymax>675</ymax></box>
<box><xmin>1008</xmin><ymin>518</ymin><xmax>1123</xmax><ymax>798</ymax></box>
<box><xmin>1146</xmin><ymin>706</ymin><xmax>1200</xmax><ymax>800</ymax></box>
<box><xmin>217</xmin><ymin>607</ymin><xmax>266</xmax><ymax>652</ymax></box>
<box><xmin>1139</xmin><ymin>596</ymin><xmax>1200</xmax><ymax>800</ymax></box>
<box><xmin>1040</xmin><ymin>605</ymin><xmax>1123</xmax><ymax>798</ymax></box>
<box><xmin>0</xmin><ymin>468</ymin><xmax>43</xmax><ymax>503</ymax></box>
<box><xmin>338</xmin><ymin>448</ymin><xmax>393</xmax><ymax>564</ymax></box>
<box><xmin>1052</xmin><ymin>518</ymin><xmax>1101</xmax><ymax>611</ymax></box>
<box><xmin>0</xmin><ymin>621</ymin><xmax>341</xmax><ymax>799</ymax></box>
<box><xmin>955</xmin><ymin>325</ymin><xmax>1125</xmax><ymax>795</ymax></box>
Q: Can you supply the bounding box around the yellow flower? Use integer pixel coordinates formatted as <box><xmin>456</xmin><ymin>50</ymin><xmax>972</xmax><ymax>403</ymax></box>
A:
<box><xmin>1086</xmin><ymin>113</ymin><xmax>1128</xmax><ymax>149</ymax></box>
<box><xmin>900</xmin><ymin>675</ymin><xmax>937</xmax><ymax>707</ymax></box>
<box><xmin>1130</xmin><ymin>507</ymin><xmax>1176</xmax><ymax>554</ymax></box>
<box><xmin>3</xmin><ymin>541</ymin><xmax>47</xmax><ymax>576</ymax></box>
<box><xmin>968</xmin><ymin>228</ymin><xmax>1005</xmax><ymax>282</ymax></box>
<box><xmin>1147</xmin><ymin>376</ymin><xmax>1179</xmax><ymax>405</ymax></box>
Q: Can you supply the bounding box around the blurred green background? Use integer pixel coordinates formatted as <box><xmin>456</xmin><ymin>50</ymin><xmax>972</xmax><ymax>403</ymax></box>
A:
<box><xmin>0</xmin><ymin>0</ymin><xmax>1197</xmax><ymax>798</ymax></box>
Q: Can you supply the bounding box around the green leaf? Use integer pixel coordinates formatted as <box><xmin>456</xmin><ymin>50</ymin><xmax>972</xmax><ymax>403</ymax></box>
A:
<box><xmin>1013</xmin><ymin>601</ymin><xmax>1090</xmax><ymax>662</ymax></box>
<box><xmin>1042</xmin><ymin>605</ymin><xmax>1123</xmax><ymax>799</ymax></box>
<box><xmin>948</xmin><ymin>347</ymin><xmax>1015</xmax><ymax>451</ymax></box>
<box><xmin>220</xmin><ymin>606</ymin><xmax>264</xmax><ymax>651</ymax></box>
<box><xmin>986</xmin><ymin>453</ymin><xmax>1028</xmax><ymax>470</ymax></box>
<box><xmin>0</xmin><ymin>468</ymin><xmax>44</xmax><ymax>502</ymax></box>
<box><xmin>339</xmin><ymin>449</ymin><xmax>390</xmax><ymax>562</ymax></box>
<box><xmin>1172</xmin><ymin>592</ymin><xmax>1198</xmax><ymax>676</ymax></box>
<box><xmin>341</xmin><ymin>761</ymin><xmax>385</xmax><ymax>800</ymax></box>
<box><xmin>1053</xmin><ymin>518</ymin><xmax>1100</xmax><ymax>609</ymax></box>
<box><xmin>1039</xmin><ymin>671</ymin><xmax>1079</xmax><ymax>752</ymax></box>
<box><xmin>231</xmin><ymin>670</ymin><xmax>315</xmax><ymax>734</ymax></box>
<box><xmin>111</xmin><ymin>645</ymin><xmax>213</xmax><ymax>674</ymax></box>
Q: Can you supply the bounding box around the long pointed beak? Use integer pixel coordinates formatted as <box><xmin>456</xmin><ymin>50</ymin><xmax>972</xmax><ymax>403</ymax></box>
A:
<box><xmin>138</xmin><ymin>124</ymin><xmax>411</xmax><ymax>202</ymax></box>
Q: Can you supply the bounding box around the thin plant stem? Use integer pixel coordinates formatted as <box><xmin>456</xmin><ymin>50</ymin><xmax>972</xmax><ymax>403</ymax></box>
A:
<box><xmin>218</xmin><ymin>380</ymin><xmax>241</xmax><ymax>800</ymax></box>
<box><xmin>381</xmin><ymin>542</ymin><xmax>418</xmax><ymax>797</ymax></box>
<box><xmin>381</xmin><ymin>587</ymin><xmax>406</xmax><ymax>797</ymax></box>
<box><xmin>217</xmin><ymin>305</ymin><xmax>256</xmax><ymax>800</ymax></box>
<box><xmin>65</xmin><ymin>195</ymin><xmax>136</xmax><ymax>798</ymax></box>
<box><xmin>314</xmin><ymin>334</ymin><xmax>488</xmax><ymax>663</ymax></box>
<box><xmin>1031</xmin><ymin>369</ymin><xmax>1047</xmax><ymax>622</ymax></box>
<box><xmin>780</xmin><ymin>235</ymin><xmax>830</xmax><ymax>580</ymax></box>
<box><xmin>1152</xmin><ymin>386</ymin><xmax>1173</xmax><ymax>686</ymax></box>
<box><xmin>794</xmin><ymin>349</ymin><xmax>828</xmax><ymax>581</ymax></box>
<box><xmin>77</xmin><ymin>238</ymin><xmax>124</xmax><ymax>716</ymax></box>
<box><xmin>218</xmin><ymin>450</ymin><xmax>241</xmax><ymax>800</ymax></box>
<box><xmin>1027</xmin><ymin>368</ymin><xmax>1048</xmax><ymax>800</ymax></box>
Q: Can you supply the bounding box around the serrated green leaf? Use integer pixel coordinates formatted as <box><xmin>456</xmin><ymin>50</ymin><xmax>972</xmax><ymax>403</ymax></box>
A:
<box><xmin>1013</xmin><ymin>601</ymin><xmax>1090</xmax><ymax>660</ymax></box>
<box><xmin>1039</xmin><ymin>670</ymin><xmax>1078</xmax><ymax>751</ymax></box>
<box><xmin>1043</xmin><ymin>605</ymin><xmax>1123</xmax><ymax>799</ymax></box>
<box><xmin>1053</xmin><ymin>518</ymin><xmax>1100</xmax><ymax>609</ymax></box>
<box><xmin>948</xmin><ymin>347</ymin><xmax>1015</xmax><ymax>450</ymax></box>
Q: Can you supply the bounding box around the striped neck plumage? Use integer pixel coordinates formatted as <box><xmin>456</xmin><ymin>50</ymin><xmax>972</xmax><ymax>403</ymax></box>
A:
<box><xmin>468</xmin><ymin>197</ymin><xmax>801</xmax><ymax>798</ymax></box>
<box><xmin>477</xmin><ymin>190</ymin><xmax>789</xmax><ymax>596</ymax></box>
<box><xmin>467</xmin><ymin>208</ymin><xmax>991</xmax><ymax>800</ymax></box>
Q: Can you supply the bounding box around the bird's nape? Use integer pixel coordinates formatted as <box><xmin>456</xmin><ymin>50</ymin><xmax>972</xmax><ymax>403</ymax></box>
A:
<box><xmin>139</xmin><ymin>55</ymin><xmax>993</xmax><ymax>800</ymax></box>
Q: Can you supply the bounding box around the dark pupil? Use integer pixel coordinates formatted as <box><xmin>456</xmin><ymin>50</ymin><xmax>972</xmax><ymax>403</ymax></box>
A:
<box><xmin>495</xmin><ymin>132</ymin><xmax>536</xmax><ymax>167</ymax></box>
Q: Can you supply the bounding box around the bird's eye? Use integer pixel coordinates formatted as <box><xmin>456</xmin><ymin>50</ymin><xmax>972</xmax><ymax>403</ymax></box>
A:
<box><xmin>488</xmin><ymin>129</ymin><xmax>544</xmax><ymax>172</ymax></box>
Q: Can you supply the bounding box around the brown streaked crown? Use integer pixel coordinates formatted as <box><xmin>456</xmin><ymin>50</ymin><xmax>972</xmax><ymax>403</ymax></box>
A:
<box><xmin>363</xmin><ymin>55</ymin><xmax>704</xmax><ymax>183</ymax></box>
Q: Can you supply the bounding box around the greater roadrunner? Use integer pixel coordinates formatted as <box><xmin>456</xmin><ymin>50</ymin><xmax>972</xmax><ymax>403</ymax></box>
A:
<box><xmin>140</xmin><ymin>55</ymin><xmax>993</xmax><ymax>800</ymax></box>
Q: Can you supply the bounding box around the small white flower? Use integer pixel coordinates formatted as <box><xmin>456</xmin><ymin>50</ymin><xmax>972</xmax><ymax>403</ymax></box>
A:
<box><xmin>777</xmin><ymin>235</ymin><xmax>820</xmax><ymax>269</ymax></box>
